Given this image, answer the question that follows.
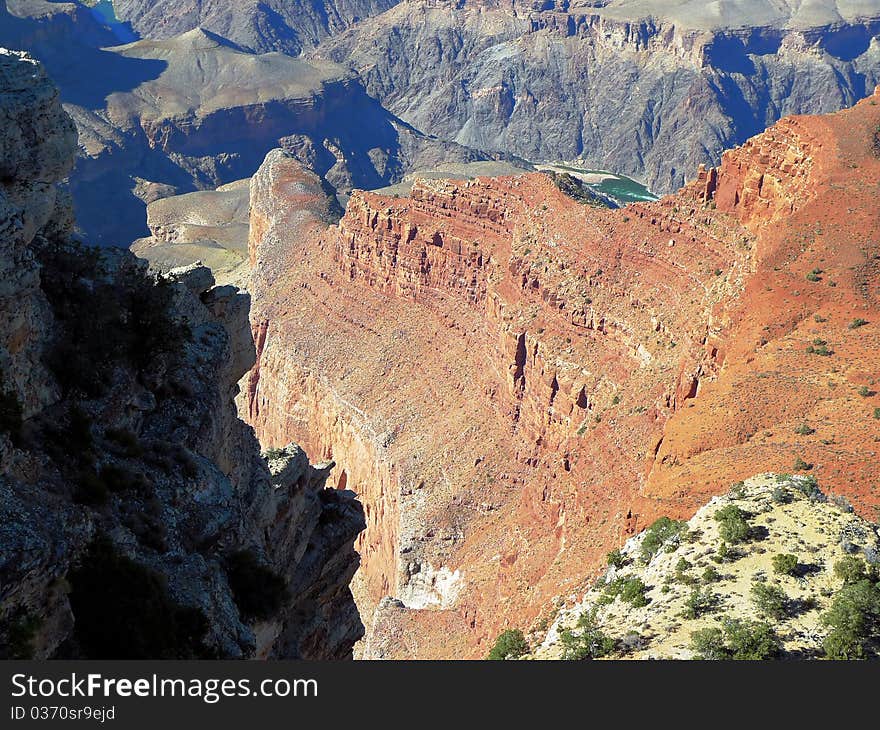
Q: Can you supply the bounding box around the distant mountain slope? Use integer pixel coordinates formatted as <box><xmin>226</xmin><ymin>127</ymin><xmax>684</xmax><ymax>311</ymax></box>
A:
<box><xmin>112</xmin><ymin>0</ymin><xmax>401</xmax><ymax>54</ymax></box>
<box><xmin>313</xmin><ymin>0</ymin><xmax>880</xmax><ymax>192</ymax></box>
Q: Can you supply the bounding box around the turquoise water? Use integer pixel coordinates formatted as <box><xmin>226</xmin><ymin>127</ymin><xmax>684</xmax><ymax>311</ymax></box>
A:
<box><xmin>594</xmin><ymin>175</ymin><xmax>658</xmax><ymax>203</ymax></box>
<box><xmin>542</xmin><ymin>163</ymin><xmax>659</xmax><ymax>204</ymax></box>
<box><xmin>88</xmin><ymin>0</ymin><xmax>138</xmax><ymax>43</ymax></box>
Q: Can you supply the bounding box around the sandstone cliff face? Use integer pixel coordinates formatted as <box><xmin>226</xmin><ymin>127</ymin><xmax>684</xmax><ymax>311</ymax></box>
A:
<box><xmin>314</xmin><ymin>0</ymin><xmax>880</xmax><ymax>193</ymax></box>
<box><xmin>244</xmin><ymin>90</ymin><xmax>880</xmax><ymax>657</ymax></box>
<box><xmin>0</xmin><ymin>51</ymin><xmax>365</xmax><ymax>660</ymax></box>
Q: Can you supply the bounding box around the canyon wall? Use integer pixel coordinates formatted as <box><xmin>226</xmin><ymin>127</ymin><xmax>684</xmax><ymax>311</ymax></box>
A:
<box><xmin>244</xmin><ymin>89</ymin><xmax>880</xmax><ymax>657</ymax></box>
<box><xmin>0</xmin><ymin>51</ymin><xmax>365</xmax><ymax>660</ymax></box>
<box><xmin>314</xmin><ymin>0</ymin><xmax>880</xmax><ymax>192</ymax></box>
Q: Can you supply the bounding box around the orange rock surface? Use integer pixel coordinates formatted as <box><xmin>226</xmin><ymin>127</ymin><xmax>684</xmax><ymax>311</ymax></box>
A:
<box><xmin>243</xmin><ymin>92</ymin><xmax>880</xmax><ymax>658</ymax></box>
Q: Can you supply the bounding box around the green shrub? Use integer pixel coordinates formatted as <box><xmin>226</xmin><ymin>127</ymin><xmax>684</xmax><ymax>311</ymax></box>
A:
<box><xmin>559</xmin><ymin>611</ymin><xmax>615</xmax><ymax>660</ymax></box>
<box><xmin>721</xmin><ymin>618</ymin><xmax>782</xmax><ymax>660</ymax></box>
<box><xmin>264</xmin><ymin>447</ymin><xmax>287</xmax><ymax>461</ymax></box>
<box><xmin>225</xmin><ymin>550</ymin><xmax>288</xmax><ymax>622</ymax></box>
<box><xmin>640</xmin><ymin>517</ymin><xmax>688</xmax><ymax>562</ymax></box>
<box><xmin>751</xmin><ymin>582</ymin><xmax>789</xmax><ymax>620</ymax></box>
<box><xmin>729</xmin><ymin>481</ymin><xmax>746</xmax><ymax>499</ymax></box>
<box><xmin>793</xmin><ymin>456</ymin><xmax>813</xmax><ymax>472</ymax></box>
<box><xmin>834</xmin><ymin>556</ymin><xmax>867</xmax><ymax>585</ymax></box>
<box><xmin>772</xmin><ymin>554</ymin><xmax>799</xmax><ymax>577</ymax></box>
<box><xmin>620</xmin><ymin>577</ymin><xmax>649</xmax><ymax>607</ymax></box>
<box><xmin>821</xmin><ymin>579</ymin><xmax>880</xmax><ymax>659</ymax></box>
<box><xmin>858</xmin><ymin>385</ymin><xmax>873</xmax><ymax>397</ymax></box>
<box><xmin>702</xmin><ymin>566</ymin><xmax>721</xmax><ymax>583</ymax></box>
<box><xmin>691</xmin><ymin>618</ymin><xmax>782</xmax><ymax>660</ymax></box>
<box><xmin>682</xmin><ymin>587</ymin><xmax>718</xmax><ymax>619</ymax></box>
<box><xmin>690</xmin><ymin>626</ymin><xmax>727</xmax><ymax>660</ymax></box>
<box><xmin>487</xmin><ymin>629</ymin><xmax>529</xmax><ymax>660</ymax></box>
<box><xmin>68</xmin><ymin>538</ymin><xmax>212</xmax><ymax>658</ymax></box>
<box><xmin>606</xmin><ymin>549</ymin><xmax>625</xmax><ymax>569</ymax></box>
<box><xmin>848</xmin><ymin>318</ymin><xmax>869</xmax><ymax>329</ymax></box>
<box><xmin>714</xmin><ymin>504</ymin><xmax>751</xmax><ymax>544</ymax></box>
<box><xmin>771</xmin><ymin>485</ymin><xmax>791</xmax><ymax>504</ymax></box>
<box><xmin>794</xmin><ymin>423</ymin><xmax>815</xmax><ymax>436</ymax></box>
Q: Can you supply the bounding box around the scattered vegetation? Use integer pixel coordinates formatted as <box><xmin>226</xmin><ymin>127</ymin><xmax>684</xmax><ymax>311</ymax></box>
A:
<box><xmin>794</xmin><ymin>422</ymin><xmax>815</xmax><ymax>436</ymax></box>
<box><xmin>848</xmin><ymin>318</ymin><xmax>869</xmax><ymax>329</ymax></box>
<box><xmin>37</xmin><ymin>240</ymin><xmax>190</xmax><ymax>398</ymax></box>
<box><xmin>487</xmin><ymin>629</ymin><xmax>529</xmax><ymax>660</ymax></box>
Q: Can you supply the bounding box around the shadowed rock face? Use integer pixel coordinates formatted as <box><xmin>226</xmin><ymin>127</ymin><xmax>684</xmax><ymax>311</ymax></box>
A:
<box><xmin>0</xmin><ymin>50</ymin><xmax>365</xmax><ymax>661</ymax></box>
<box><xmin>312</xmin><ymin>0</ymin><xmax>880</xmax><ymax>192</ymax></box>
<box><xmin>113</xmin><ymin>0</ymin><xmax>401</xmax><ymax>54</ymax></box>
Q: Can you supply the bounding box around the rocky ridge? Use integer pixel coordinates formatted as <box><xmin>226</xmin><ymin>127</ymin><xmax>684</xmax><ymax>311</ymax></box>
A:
<box><xmin>0</xmin><ymin>50</ymin><xmax>364</xmax><ymax>660</ymax></box>
<box><xmin>530</xmin><ymin>473</ymin><xmax>880</xmax><ymax>660</ymax></box>
<box><xmin>314</xmin><ymin>0</ymin><xmax>880</xmax><ymax>192</ymax></box>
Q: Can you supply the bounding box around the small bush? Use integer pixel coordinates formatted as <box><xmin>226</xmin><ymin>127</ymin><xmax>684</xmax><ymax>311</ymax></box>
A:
<box><xmin>74</xmin><ymin>469</ymin><xmax>109</xmax><ymax>506</ymax></box>
<box><xmin>721</xmin><ymin>618</ymin><xmax>782</xmax><ymax>660</ymax></box>
<box><xmin>690</xmin><ymin>627</ymin><xmax>727</xmax><ymax>660</ymax></box>
<box><xmin>848</xmin><ymin>318</ymin><xmax>869</xmax><ymax>329</ymax></box>
<box><xmin>606</xmin><ymin>549</ymin><xmax>625</xmax><ymax>569</ymax></box>
<box><xmin>264</xmin><ymin>447</ymin><xmax>287</xmax><ymax>461</ymax></box>
<box><xmin>487</xmin><ymin>629</ymin><xmax>529</xmax><ymax>660</ymax></box>
<box><xmin>714</xmin><ymin>504</ymin><xmax>751</xmax><ymax>544</ymax></box>
<box><xmin>682</xmin><ymin>587</ymin><xmax>718</xmax><ymax>619</ymax></box>
<box><xmin>105</xmin><ymin>427</ymin><xmax>143</xmax><ymax>458</ymax></box>
<box><xmin>834</xmin><ymin>556</ymin><xmax>867</xmax><ymax>585</ymax></box>
<box><xmin>559</xmin><ymin>611</ymin><xmax>615</xmax><ymax>660</ymax></box>
<box><xmin>620</xmin><ymin>577</ymin><xmax>649</xmax><ymax>607</ymax></box>
<box><xmin>225</xmin><ymin>550</ymin><xmax>288</xmax><ymax>622</ymax></box>
<box><xmin>702</xmin><ymin>566</ymin><xmax>721</xmax><ymax>583</ymax></box>
<box><xmin>771</xmin><ymin>485</ymin><xmax>791</xmax><ymax>504</ymax></box>
<box><xmin>640</xmin><ymin>517</ymin><xmax>688</xmax><ymax>562</ymax></box>
<box><xmin>751</xmin><ymin>581</ymin><xmax>789</xmax><ymax>621</ymax></box>
<box><xmin>793</xmin><ymin>456</ymin><xmax>813</xmax><ymax>472</ymax></box>
<box><xmin>794</xmin><ymin>423</ymin><xmax>815</xmax><ymax>436</ymax></box>
<box><xmin>857</xmin><ymin>385</ymin><xmax>874</xmax><ymax>397</ymax></box>
<box><xmin>772</xmin><ymin>554</ymin><xmax>799</xmax><ymax>577</ymax></box>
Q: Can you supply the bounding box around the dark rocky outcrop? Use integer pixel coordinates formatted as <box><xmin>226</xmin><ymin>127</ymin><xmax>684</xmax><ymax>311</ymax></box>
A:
<box><xmin>0</xmin><ymin>49</ymin><xmax>365</xmax><ymax>660</ymax></box>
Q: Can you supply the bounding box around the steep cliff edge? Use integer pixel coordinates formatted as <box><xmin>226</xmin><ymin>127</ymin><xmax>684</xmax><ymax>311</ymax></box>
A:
<box><xmin>244</xmin><ymin>89</ymin><xmax>879</xmax><ymax>657</ymax></box>
<box><xmin>0</xmin><ymin>50</ymin><xmax>365</xmax><ymax>660</ymax></box>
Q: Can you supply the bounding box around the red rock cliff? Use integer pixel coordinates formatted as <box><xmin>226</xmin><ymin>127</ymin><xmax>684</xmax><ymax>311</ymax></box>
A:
<box><xmin>244</xmin><ymin>91</ymin><xmax>880</xmax><ymax>657</ymax></box>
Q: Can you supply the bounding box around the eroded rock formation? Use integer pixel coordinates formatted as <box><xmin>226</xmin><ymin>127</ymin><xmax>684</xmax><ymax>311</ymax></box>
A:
<box><xmin>0</xmin><ymin>50</ymin><xmax>365</xmax><ymax>660</ymax></box>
